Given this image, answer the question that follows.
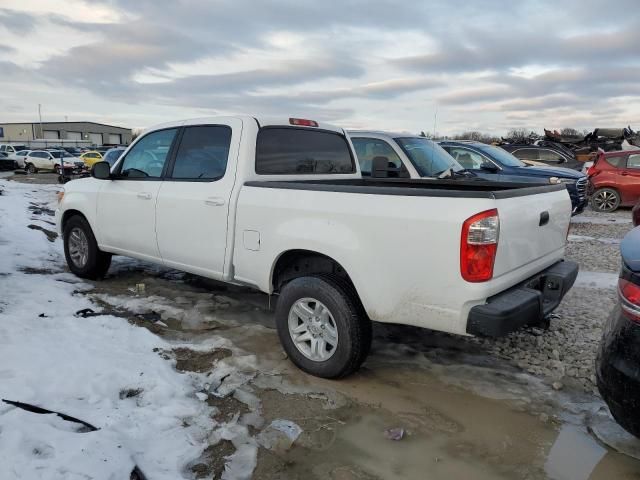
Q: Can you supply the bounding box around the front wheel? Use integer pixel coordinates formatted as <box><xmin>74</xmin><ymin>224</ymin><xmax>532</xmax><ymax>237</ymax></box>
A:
<box><xmin>26</xmin><ymin>163</ymin><xmax>37</xmax><ymax>174</ymax></box>
<box><xmin>591</xmin><ymin>188</ymin><xmax>620</xmax><ymax>212</ymax></box>
<box><xmin>275</xmin><ymin>275</ymin><xmax>371</xmax><ymax>378</ymax></box>
<box><xmin>63</xmin><ymin>215</ymin><xmax>112</xmax><ymax>279</ymax></box>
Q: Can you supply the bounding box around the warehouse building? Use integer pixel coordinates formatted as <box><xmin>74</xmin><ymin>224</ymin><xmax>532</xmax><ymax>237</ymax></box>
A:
<box><xmin>0</xmin><ymin>121</ymin><xmax>132</xmax><ymax>146</ymax></box>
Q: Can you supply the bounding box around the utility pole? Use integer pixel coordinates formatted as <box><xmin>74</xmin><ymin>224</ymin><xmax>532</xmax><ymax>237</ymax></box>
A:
<box><xmin>38</xmin><ymin>104</ymin><xmax>43</xmax><ymax>139</ymax></box>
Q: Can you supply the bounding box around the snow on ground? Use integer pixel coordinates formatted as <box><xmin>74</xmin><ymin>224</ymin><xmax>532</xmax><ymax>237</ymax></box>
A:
<box><xmin>0</xmin><ymin>180</ymin><xmax>254</xmax><ymax>479</ymax></box>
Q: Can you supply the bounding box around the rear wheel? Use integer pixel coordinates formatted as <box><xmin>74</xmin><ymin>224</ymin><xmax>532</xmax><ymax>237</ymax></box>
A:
<box><xmin>63</xmin><ymin>215</ymin><xmax>111</xmax><ymax>279</ymax></box>
<box><xmin>26</xmin><ymin>163</ymin><xmax>37</xmax><ymax>174</ymax></box>
<box><xmin>275</xmin><ymin>275</ymin><xmax>371</xmax><ymax>379</ymax></box>
<box><xmin>591</xmin><ymin>188</ymin><xmax>621</xmax><ymax>212</ymax></box>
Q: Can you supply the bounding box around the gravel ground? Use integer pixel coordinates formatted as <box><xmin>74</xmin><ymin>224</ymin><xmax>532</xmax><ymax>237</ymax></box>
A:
<box><xmin>472</xmin><ymin>206</ymin><xmax>634</xmax><ymax>394</ymax></box>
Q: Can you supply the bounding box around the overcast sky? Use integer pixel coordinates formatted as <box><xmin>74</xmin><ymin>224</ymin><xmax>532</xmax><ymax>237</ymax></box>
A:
<box><xmin>1</xmin><ymin>0</ymin><xmax>638</xmax><ymax>135</ymax></box>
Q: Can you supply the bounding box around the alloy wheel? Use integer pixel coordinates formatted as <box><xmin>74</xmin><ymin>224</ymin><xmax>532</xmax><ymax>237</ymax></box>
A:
<box><xmin>593</xmin><ymin>190</ymin><xmax>618</xmax><ymax>212</ymax></box>
<box><xmin>68</xmin><ymin>227</ymin><xmax>89</xmax><ymax>268</ymax></box>
<box><xmin>288</xmin><ymin>297</ymin><xmax>338</xmax><ymax>362</ymax></box>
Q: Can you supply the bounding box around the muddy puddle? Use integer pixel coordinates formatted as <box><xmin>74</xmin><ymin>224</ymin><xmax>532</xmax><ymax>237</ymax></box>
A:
<box><xmin>83</xmin><ymin>257</ymin><xmax>640</xmax><ymax>479</ymax></box>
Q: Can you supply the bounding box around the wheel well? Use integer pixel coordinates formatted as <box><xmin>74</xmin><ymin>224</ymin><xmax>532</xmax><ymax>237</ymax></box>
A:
<box><xmin>61</xmin><ymin>209</ymin><xmax>87</xmax><ymax>231</ymax></box>
<box><xmin>272</xmin><ymin>250</ymin><xmax>355</xmax><ymax>293</ymax></box>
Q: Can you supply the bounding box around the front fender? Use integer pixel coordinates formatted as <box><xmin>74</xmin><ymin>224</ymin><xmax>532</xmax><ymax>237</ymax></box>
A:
<box><xmin>56</xmin><ymin>178</ymin><xmax>102</xmax><ymax>240</ymax></box>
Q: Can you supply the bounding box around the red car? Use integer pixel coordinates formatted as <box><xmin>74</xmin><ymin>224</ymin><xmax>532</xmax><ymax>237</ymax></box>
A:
<box><xmin>588</xmin><ymin>149</ymin><xmax>640</xmax><ymax>212</ymax></box>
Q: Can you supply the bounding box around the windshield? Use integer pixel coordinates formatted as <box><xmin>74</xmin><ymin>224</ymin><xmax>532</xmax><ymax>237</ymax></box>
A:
<box><xmin>475</xmin><ymin>144</ymin><xmax>526</xmax><ymax>167</ymax></box>
<box><xmin>395</xmin><ymin>137</ymin><xmax>463</xmax><ymax>177</ymax></box>
<box><xmin>50</xmin><ymin>151</ymin><xmax>73</xmax><ymax>159</ymax></box>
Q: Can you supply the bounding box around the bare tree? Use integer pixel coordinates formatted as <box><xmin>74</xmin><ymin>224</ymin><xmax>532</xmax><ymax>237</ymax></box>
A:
<box><xmin>131</xmin><ymin>128</ymin><xmax>144</xmax><ymax>141</ymax></box>
<box><xmin>506</xmin><ymin>128</ymin><xmax>533</xmax><ymax>141</ymax></box>
<box><xmin>453</xmin><ymin>131</ymin><xmax>500</xmax><ymax>144</ymax></box>
<box><xmin>560</xmin><ymin>127</ymin><xmax>581</xmax><ymax>137</ymax></box>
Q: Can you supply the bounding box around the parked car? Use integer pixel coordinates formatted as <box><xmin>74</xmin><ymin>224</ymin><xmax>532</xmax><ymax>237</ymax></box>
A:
<box><xmin>348</xmin><ymin>131</ymin><xmax>469</xmax><ymax>178</ymax></box>
<box><xmin>24</xmin><ymin>150</ymin><xmax>82</xmax><ymax>174</ymax></box>
<box><xmin>0</xmin><ymin>152</ymin><xmax>18</xmax><ymax>171</ymax></box>
<box><xmin>57</xmin><ymin>116</ymin><xmax>578</xmax><ymax>379</ymax></box>
<box><xmin>6</xmin><ymin>149</ymin><xmax>30</xmax><ymax>168</ymax></box>
<box><xmin>0</xmin><ymin>144</ymin><xmax>27</xmax><ymax>155</ymax></box>
<box><xmin>439</xmin><ymin>141</ymin><xmax>588</xmax><ymax>214</ymax></box>
<box><xmin>587</xmin><ymin>149</ymin><xmax>640</xmax><ymax>212</ymax></box>
<box><xmin>80</xmin><ymin>151</ymin><xmax>103</xmax><ymax>167</ymax></box>
<box><xmin>101</xmin><ymin>147</ymin><xmax>126</xmax><ymax>167</ymax></box>
<box><xmin>596</xmin><ymin>226</ymin><xmax>640</xmax><ymax>438</ymax></box>
<box><xmin>501</xmin><ymin>144</ymin><xmax>583</xmax><ymax>171</ymax></box>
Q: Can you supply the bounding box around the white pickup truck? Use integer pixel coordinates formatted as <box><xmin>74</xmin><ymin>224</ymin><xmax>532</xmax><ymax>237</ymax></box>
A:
<box><xmin>56</xmin><ymin>116</ymin><xmax>578</xmax><ymax>378</ymax></box>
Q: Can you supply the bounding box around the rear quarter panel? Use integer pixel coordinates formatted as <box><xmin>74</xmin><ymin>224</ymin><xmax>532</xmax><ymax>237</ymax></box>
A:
<box><xmin>233</xmin><ymin>185</ymin><xmax>564</xmax><ymax>335</ymax></box>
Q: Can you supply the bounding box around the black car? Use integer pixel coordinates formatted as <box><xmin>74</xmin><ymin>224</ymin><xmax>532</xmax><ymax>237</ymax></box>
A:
<box><xmin>0</xmin><ymin>152</ymin><xmax>18</xmax><ymax>171</ymax></box>
<box><xmin>439</xmin><ymin>141</ymin><xmax>588</xmax><ymax>214</ymax></box>
<box><xmin>501</xmin><ymin>144</ymin><xmax>583</xmax><ymax>171</ymax></box>
<box><xmin>596</xmin><ymin>226</ymin><xmax>640</xmax><ymax>437</ymax></box>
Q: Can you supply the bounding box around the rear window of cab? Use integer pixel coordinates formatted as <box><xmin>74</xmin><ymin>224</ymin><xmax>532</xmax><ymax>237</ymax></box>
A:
<box><xmin>255</xmin><ymin>127</ymin><xmax>355</xmax><ymax>175</ymax></box>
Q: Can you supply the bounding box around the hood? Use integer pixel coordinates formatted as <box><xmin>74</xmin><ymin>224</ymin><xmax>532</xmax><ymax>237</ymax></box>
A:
<box><xmin>512</xmin><ymin>165</ymin><xmax>584</xmax><ymax>179</ymax></box>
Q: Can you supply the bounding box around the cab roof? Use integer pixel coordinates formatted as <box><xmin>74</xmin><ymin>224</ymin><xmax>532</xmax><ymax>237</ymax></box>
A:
<box><xmin>143</xmin><ymin>116</ymin><xmax>345</xmax><ymax>135</ymax></box>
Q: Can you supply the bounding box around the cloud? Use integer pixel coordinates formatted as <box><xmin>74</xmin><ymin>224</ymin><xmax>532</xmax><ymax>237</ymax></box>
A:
<box><xmin>0</xmin><ymin>8</ymin><xmax>36</xmax><ymax>33</ymax></box>
<box><xmin>0</xmin><ymin>0</ymin><xmax>639</xmax><ymax>134</ymax></box>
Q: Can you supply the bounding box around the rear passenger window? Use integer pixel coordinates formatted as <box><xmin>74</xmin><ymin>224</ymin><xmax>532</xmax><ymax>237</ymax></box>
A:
<box><xmin>513</xmin><ymin>149</ymin><xmax>539</xmax><ymax>161</ymax></box>
<box><xmin>256</xmin><ymin>128</ymin><xmax>355</xmax><ymax>174</ymax></box>
<box><xmin>605</xmin><ymin>155</ymin><xmax>625</xmax><ymax>168</ymax></box>
<box><xmin>171</xmin><ymin>126</ymin><xmax>231</xmax><ymax>180</ymax></box>
<box><xmin>628</xmin><ymin>154</ymin><xmax>640</xmax><ymax>169</ymax></box>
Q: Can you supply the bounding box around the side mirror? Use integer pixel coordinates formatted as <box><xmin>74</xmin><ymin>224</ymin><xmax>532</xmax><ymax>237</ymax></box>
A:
<box><xmin>557</xmin><ymin>158</ymin><xmax>564</xmax><ymax>164</ymax></box>
<box><xmin>91</xmin><ymin>161</ymin><xmax>111</xmax><ymax>180</ymax></box>
<box><xmin>371</xmin><ymin>156</ymin><xmax>410</xmax><ymax>178</ymax></box>
<box><xmin>480</xmin><ymin>162</ymin><xmax>499</xmax><ymax>172</ymax></box>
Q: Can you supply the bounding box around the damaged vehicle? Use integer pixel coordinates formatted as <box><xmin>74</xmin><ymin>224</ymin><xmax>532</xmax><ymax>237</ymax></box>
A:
<box><xmin>57</xmin><ymin>116</ymin><xmax>578</xmax><ymax>379</ymax></box>
<box><xmin>500</xmin><ymin>144</ymin><xmax>583</xmax><ymax>171</ymax></box>
<box><xmin>0</xmin><ymin>152</ymin><xmax>18</xmax><ymax>171</ymax></box>
<box><xmin>596</xmin><ymin>226</ymin><xmax>640</xmax><ymax>438</ymax></box>
<box><xmin>587</xmin><ymin>149</ymin><xmax>640</xmax><ymax>212</ymax></box>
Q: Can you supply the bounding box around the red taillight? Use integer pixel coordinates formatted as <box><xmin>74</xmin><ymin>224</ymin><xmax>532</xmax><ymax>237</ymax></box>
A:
<box><xmin>460</xmin><ymin>209</ymin><xmax>499</xmax><ymax>282</ymax></box>
<box><xmin>619</xmin><ymin>278</ymin><xmax>640</xmax><ymax>323</ymax></box>
<box><xmin>289</xmin><ymin>118</ymin><xmax>318</xmax><ymax>127</ymax></box>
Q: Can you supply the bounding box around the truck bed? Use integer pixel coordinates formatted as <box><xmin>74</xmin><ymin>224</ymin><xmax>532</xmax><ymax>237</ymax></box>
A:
<box><xmin>234</xmin><ymin>179</ymin><xmax>571</xmax><ymax>335</ymax></box>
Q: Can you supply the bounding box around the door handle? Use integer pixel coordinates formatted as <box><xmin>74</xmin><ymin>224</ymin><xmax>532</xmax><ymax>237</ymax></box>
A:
<box><xmin>621</xmin><ymin>172</ymin><xmax>629</xmax><ymax>176</ymax></box>
<box><xmin>137</xmin><ymin>192</ymin><xmax>152</xmax><ymax>200</ymax></box>
<box><xmin>205</xmin><ymin>197</ymin><xmax>226</xmax><ymax>206</ymax></box>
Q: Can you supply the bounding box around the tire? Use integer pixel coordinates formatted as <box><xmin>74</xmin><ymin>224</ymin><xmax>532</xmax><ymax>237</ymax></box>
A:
<box><xmin>604</xmin><ymin>398</ymin><xmax>640</xmax><ymax>439</ymax></box>
<box><xmin>275</xmin><ymin>275</ymin><xmax>372</xmax><ymax>379</ymax></box>
<box><xmin>591</xmin><ymin>188</ymin><xmax>620</xmax><ymax>212</ymax></box>
<box><xmin>63</xmin><ymin>215</ymin><xmax>112</xmax><ymax>279</ymax></box>
<box><xmin>26</xmin><ymin>163</ymin><xmax>37</xmax><ymax>174</ymax></box>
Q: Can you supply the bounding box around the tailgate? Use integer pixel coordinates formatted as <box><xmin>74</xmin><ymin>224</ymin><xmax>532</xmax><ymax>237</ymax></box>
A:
<box><xmin>492</xmin><ymin>188</ymin><xmax>571</xmax><ymax>278</ymax></box>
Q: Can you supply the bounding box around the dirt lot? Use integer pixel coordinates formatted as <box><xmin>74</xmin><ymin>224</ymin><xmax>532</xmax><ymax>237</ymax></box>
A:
<box><xmin>7</xmin><ymin>172</ymin><xmax>640</xmax><ymax>479</ymax></box>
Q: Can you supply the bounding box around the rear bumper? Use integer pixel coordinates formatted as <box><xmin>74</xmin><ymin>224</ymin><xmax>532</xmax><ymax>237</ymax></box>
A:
<box><xmin>466</xmin><ymin>260</ymin><xmax>578</xmax><ymax>337</ymax></box>
<box><xmin>596</xmin><ymin>305</ymin><xmax>640</xmax><ymax>437</ymax></box>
